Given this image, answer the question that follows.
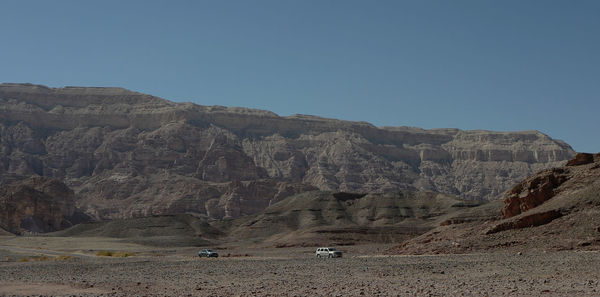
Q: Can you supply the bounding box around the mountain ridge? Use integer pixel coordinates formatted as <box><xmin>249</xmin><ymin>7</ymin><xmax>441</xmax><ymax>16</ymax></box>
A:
<box><xmin>0</xmin><ymin>83</ymin><xmax>575</xmax><ymax>220</ymax></box>
<box><xmin>0</xmin><ymin>83</ymin><xmax>569</xmax><ymax>139</ymax></box>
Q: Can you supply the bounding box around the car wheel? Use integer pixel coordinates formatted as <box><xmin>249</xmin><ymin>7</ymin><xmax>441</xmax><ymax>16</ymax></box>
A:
<box><xmin>328</xmin><ymin>254</ymin><xmax>332</xmax><ymax>258</ymax></box>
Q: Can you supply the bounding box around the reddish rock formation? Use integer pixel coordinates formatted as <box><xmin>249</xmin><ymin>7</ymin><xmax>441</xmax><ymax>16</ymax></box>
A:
<box><xmin>388</xmin><ymin>152</ymin><xmax>600</xmax><ymax>255</ymax></box>
<box><xmin>487</xmin><ymin>210</ymin><xmax>562</xmax><ymax>234</ymax></box>
<box><xmin>501</xmin><ymin>168</ymin><xmax>569</xmax><ymax>219</ymax></box>
<box><xmin>566</xmin><ymin>153</ymin><xmax>595</xmax><ymax>166</ymax></box>
<box><xmin>502</xmin><ymin>153</ymin><xmax>600</xmax><ymax>219</ymax></box>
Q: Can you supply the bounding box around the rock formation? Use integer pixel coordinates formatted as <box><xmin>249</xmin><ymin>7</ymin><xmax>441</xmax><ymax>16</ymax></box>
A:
<box><xmin>0</xmin><ymin>176</ymin><xmax>88</xmax><ymax>234</ymax></box>
<box><xmin>387</xmin><ymin>153</ymin><xmax>600</xmax><ymax>254</ymax></box>
<box><xmin>566</xmin><ymin>152</ymin><xmax>599</xmax><ymax>166</ymax></box>
<box><xmin>0</xmin><ymin>83</ymin><xmax>576</xmax><ymax>220</ymax></box>
<box><xmin>501</xmin><ymin>168</ymin><xmax>569</xmax><ymax>218</ymax></box>
<box><xmin>501</xmin><ymin>153</ymin><xmax>600</xmax><ymax>219</ymax></box>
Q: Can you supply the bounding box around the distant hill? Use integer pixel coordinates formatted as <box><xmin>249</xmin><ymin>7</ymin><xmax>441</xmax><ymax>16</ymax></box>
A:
<box><xmin>51</xmin><ymin>190</ymin><xmax>484</xmax><ymax>247</ymax></box>
<box><xmin>51</xmin><ymin>214</ymin><xmax>218</xmax><ymax>247</ymax></box>
<box><xmin>0</xmin><ymin>83</ymin><xmax>574</xmax><ymax>220</ymax></box>
<box><xmin>221</xmin><ymin>190</ymin><xmax>483</xmax><ymax>246</ymax></box>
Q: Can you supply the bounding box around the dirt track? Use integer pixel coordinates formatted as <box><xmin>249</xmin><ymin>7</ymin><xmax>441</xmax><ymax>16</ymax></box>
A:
<box><xmin>2</xmin><ymin>247</ymin><xmax>600</xmax><ymax>296</ymax></box>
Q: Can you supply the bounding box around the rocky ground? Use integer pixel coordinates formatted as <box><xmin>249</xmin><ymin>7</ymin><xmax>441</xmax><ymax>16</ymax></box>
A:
<box><xmin>1</xmin><ymin>238</ymin><xmax>600</xmax><ymax>296</ymax></box>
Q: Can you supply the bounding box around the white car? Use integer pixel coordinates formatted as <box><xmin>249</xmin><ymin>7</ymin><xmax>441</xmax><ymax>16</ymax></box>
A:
<box><xmin>315</xmin><ymin>247</ymin><xmax>342</xmax><ymax>258</ymax></box>
<box><xmin>198</xmin><ymin>249</ymin><xmax>218</xmax><ymax>258</ymax></box>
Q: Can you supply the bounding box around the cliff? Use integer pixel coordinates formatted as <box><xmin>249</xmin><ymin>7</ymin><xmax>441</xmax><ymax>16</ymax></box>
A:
<box><xmin>0</xmin><ymin>176</ymin><xmax>88</xmax><ymax>234</ymax></box>
<box><xmin>0</xmin><ymin>83</ymin><xmax>575</xmax><ymax>219</ymax></box>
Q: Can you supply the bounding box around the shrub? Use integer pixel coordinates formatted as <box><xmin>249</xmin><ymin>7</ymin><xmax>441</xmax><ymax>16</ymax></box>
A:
<box><xmin>55</xmin><ymin>255</ymin><xmax>72</xmax><ymax>261</ymax></box>
<box><xmin>96</xmin><ymin>250</ymin><xmax>115</xmax><ymax>257</ymax></box>
<box><xmin>36</xmin><ymin>255</ymin><xmax>52</xmax><ymax>261</ymax></box>
<box><xmin>113</xmin><ymin>251</ymin><xmax>135</xmax><ymax>257</ymax></box>
<box><xmin>14</xmin><ymin>255</ymin><xmax>73</xmax><ymax>262</ymax></box>
<box><xmin>96</xmin><ymin>250</ymin><xmax>135</xmax><ymax>257</ymax></box>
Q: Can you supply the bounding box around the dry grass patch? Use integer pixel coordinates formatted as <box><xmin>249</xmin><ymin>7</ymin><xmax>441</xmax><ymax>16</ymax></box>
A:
<box><xmin>15</xmin><ymin>255</ymin><xmax>72</xmax><ymax>262</ymax></box>
<box><xmin>55</xmin><ymin>255</ymin><xmax>73</xmax><ymax>261</ymax></box>
<box><xmin>96</xmin><ymin>250</ymin><xmax>135</xmax><ymax>257</ymax></box>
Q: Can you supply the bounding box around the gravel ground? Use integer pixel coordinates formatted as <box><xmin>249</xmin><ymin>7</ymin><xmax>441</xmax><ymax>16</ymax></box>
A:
<box><xmin>2</xmin><ymin>250</ymin><xmax>600</xmax><ymax>296</ymax></box>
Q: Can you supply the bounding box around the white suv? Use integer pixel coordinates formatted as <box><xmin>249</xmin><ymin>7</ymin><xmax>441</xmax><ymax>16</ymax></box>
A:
<box><xmin>315</xmin><ymin>247</ymin><xmax>342</xmax><ymax>258</ymax></box>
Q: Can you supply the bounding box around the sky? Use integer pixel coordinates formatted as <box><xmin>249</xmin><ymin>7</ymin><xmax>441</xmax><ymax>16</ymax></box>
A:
<box><xmin>0</xmin><ymin>1</ymin><xmax>598</xmax><ymax>152</ymax></box>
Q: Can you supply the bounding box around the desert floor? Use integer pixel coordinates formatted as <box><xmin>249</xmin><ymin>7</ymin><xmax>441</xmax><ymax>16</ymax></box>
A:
<box><xmin>1</xmin><ymin>236</ymin><xmax>600</xmax><ymax>296</ymax></box>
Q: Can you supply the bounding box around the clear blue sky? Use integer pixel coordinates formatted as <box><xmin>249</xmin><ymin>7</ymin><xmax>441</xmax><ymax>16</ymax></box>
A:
<box><xmin>1</xmin><ymin>1</ymin><xmax>598</xmax><ymax>152</ymax></box>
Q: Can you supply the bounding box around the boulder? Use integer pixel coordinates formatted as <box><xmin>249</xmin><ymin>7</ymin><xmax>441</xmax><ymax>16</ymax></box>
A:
<box><xmin>487</xmin><ymin>210</ymin><xmax>563</xmax><ymax>234</ymax></box>
<box><xmin>501</xmin><ymin>168</ymin><xmax>569</xmax><ymax>219</ymax></box>
<box><xmin>566</xmin><ymin>153</ymin><xmax>595</xmax><ymax>166</ymax></box>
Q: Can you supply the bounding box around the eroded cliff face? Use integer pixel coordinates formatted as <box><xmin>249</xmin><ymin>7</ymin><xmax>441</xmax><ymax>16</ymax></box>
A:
<box><xmin>500</xmin><ymin>153</ymin><xmax>600</xmax><ymax>219</ymax></box>
<box><xmin>0</xmin><ymin>176</ymin><xmax>87</xmax><ymax>234</ymax></box>
<box><xmin>0</xmin><ymin>83</ymin><xmax>575</xmax><ymax>219</ymax></box>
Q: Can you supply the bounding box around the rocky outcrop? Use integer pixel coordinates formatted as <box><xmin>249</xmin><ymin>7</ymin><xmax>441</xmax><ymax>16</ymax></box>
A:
<box><xmin>487</xmin><ymin>210</ymin><xmax>563</xmax><ymax>234</ymax></box>
<box><xmin>566</xmin><ymin>153</ymin><xmax>598</xmax><ymax>166</ymax></box>
<box><xmin>0</xmin><ymin>83</ymin><xmax>576</xmax><ymax>219</ymax></box>
<box><xmin>501</xmin><ymin>153</ymin><xmax>600</xmax><ymax>219</ymax></box>
<box><xmin>495</xmin><ymin>152</ymin><xmax>600</xmax><ymax>230</ymax></box>
<box><xmin>501</xmin><ymin>168</ymin><xmax>569</xmax><ymax>218</ymax></box>
<box><xmin>388</xmin><ymin>152</ymin><xmax>600</xmax><ymax>254</ymax></box>
<box><xmin>0</xmin><ymin>176</ymin><xmax>88</xmax><ymax>234</ymax></box>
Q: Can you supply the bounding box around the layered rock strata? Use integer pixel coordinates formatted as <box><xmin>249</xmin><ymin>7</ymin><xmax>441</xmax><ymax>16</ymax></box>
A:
<box><xmin>501</xmin><ymin>153</ymin><xmax>600</xmax><ymax>219</ymax></box>
<box><xmin>0</xmin><ymin>83</ymin><xmax>575</xmax><ymax>219</ymax></box>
